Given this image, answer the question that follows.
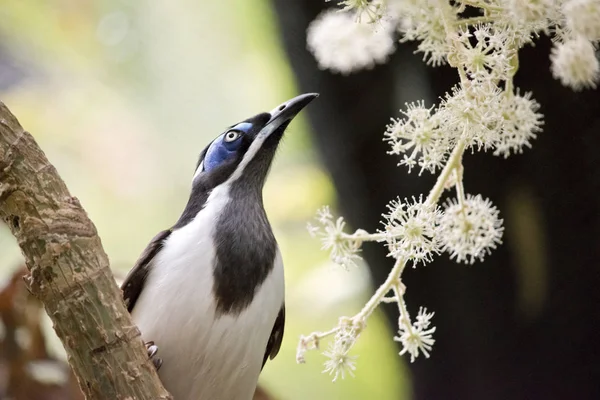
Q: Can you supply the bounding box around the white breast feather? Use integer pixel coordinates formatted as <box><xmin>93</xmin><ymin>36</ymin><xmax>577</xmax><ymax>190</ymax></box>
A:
<box><xmin>131</xmin><ymin>184</ymin><xmax>285</xmax><ymax>400</ymax></box>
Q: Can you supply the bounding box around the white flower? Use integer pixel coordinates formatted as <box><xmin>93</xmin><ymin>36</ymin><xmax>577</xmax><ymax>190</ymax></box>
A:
<box><xmin>437</xmin><ymin>79</ymin><xmax>505</xmax><ymax>151</ymax></box>
<box><xmin>381</xmin><ymin>196</ymin><xmax>442</xmax><ymax>264</ymax></box>
<box><xmin>323</xmin><ymin>348</ymin><xmax>357</xmax><ymax>381</ymax></box>
<box><xmin>493</xmin><ymin>90</ymin><xmax>544</xmax><ymax>158</ymax></box>
<box><xmin>452</xmin><ymin>24</ymin><xmax>513</xmax><ymax>81</ymax></box>
<box><xmin>309</xmin><ymin>207</ymin><xmax>362</xmax><ymax>268</ymax></box>
<box><xmin>507</xmin><ymin>0</ymin><xmax>557</xmax><ymax>26</ymax></box>
<box><xmin>395</xmin><ymin>307</ymin><xmax>436</xmax><ymax>362</ymax></box>
<box><xmin>487</xmin><ymin>0</ymin><xmax>560</xmax><ymax>46</ymax></box>
<box><xmin>439</xmin><ymin>194</ymin><xmax>504</xmax><ymax>264</ymax></box>
<box><xmin>396</xmin><ymin>0</ymin><xmax>458</xmax><ymax>66</ymax></box>
<box><xmin>330</xmin><ymin>0</ymin><xmax>386</xmax><ymax>23</ymax></box>
<box><xmin>499</xmin><ymin>0</ymin><xmax>559</xmax><ymax>37</ymax></box>
<box><xmin>413</xmin><ymin>306</ymin><xmax>434</xmax><ymax>331</ymax></box>
<box><xmin>307</xmin><ymin>9</ymin><xmax>396</xmax><ymax>74</ymax></box>
<box><xmin>550</xmin><ymin>36</ymin><xmax>599</xmax><ymax>90</ymax></box>
<box><xmin>384</xmin><ymin>101</ymin><xmax>449</xmax><ymax>174</ymax></box>
<box><xmin>322</xmin><ymin>330</ymin><xmax>358</xmax><ymax>381</ymax></box>
<box><xmin>317</xmin><ymin>206</ymin><xmax>334</xmax><ymax>224</ymax></box>
<box><xmin>307</xmin><ymin>223</ymin><xmax>321</xmax><ymax>237</ymax></box>
<box><xmin>563</xmin><ymin>0</ymin><xmax>600</xmax><ymax>41</ymax></box>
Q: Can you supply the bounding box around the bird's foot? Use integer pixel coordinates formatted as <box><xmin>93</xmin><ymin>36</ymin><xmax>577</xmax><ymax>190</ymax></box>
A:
<box><xmin>145</xmin><ymin>341</ymin><xmax>163</xmax><ymax>370</ymax></box>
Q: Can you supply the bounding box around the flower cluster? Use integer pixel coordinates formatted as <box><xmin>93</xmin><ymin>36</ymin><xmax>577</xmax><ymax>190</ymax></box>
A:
<box><xmin>384</xmin><ymin>101</ymin><xmax>447</xmax><ymax>174</ymax></box>
<box><xmin>551</xmin><ymin>36</ymin><xmax>599</xmax><ymax>90</ymax></box>
<box><xmin>563</xmin><ymin>0</ymin><xmax>600</xmax><ymax>41</ymax></box>
<box><xmin>307</xmin><ymin>9</ymin><xmax>396</xmax><ymax>74</ymax></box>
<box><xmin>386</xmin><ymin>83</ymin><xmax>543</xmax><ymax>172</ymax></box>
<box><xmin>307</xmin><ymin>206</ymin><xmax>364</xmax><ymax>268</ymax></box>
<box><xmin>322</xmin><ymin>322</ymin><xmax>360</xmax><ymax>381</ymax></box>
<box><xmin>307</xmin><ymin>0</ymin><xmax>600</xmax><ymax>90</ymax></box>
<box><xmin>395</xmin><ymin>307</ymin><xmax>436</xmax><ymax>362</ymax></box>
<box><xmin>554</xmin><ymin>0</ymin><xmax>600</xmax><ymax>89</ymax></box>
<box><xmin>310</xmin><ymin>195</ymin><xmax>503</xmax><ymax>268</ymax></box>
<box><xmin>493</xmin><ymin>90</ymin><xmax>543</xmax><ymax>158</ymax></box>
<box><xmin>300</xmin><ymin>0</ymin><xmax>600</xmax><ymax>382</ymax></box>
<box><xmin>439</xmin><ymin>194</ymin><xmax>504</xmax><ymax>264</ymax></box>
<box><xmin>381</xmin><ymin>196</ymin><xmax>442</xmax><ymax>264</ymax></box>
<box><xmin>395</xmin><ymin>0</ymin><xmax>458</xmax><ymax>66</ymax></box>
<box><xmin>330</xmin><ymin>0</ymin><xmax>385</xmax><ymax>22</ymax></box>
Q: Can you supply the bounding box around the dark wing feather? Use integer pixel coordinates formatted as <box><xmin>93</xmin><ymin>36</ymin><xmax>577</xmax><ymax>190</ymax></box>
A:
<box><xmin>121</xmin><ymin>229</ymin><xmax>172</xmax><ymax>313</ymax></box>
<box><xmin>262</xmin><ymin>304</ymin><xmax>285</xmax><ymax>369</ymax></box>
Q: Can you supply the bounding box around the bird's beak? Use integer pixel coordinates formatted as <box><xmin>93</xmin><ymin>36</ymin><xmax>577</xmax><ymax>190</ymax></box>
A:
<box><xmin>235</xmin><ymin>93</ymin><xmax>318</xmax><ymax>185</ymax></box>
<box><xmin>263</xmin><ymin>93</ymin><xmax>319</xmax><ymax>134</ymax></box>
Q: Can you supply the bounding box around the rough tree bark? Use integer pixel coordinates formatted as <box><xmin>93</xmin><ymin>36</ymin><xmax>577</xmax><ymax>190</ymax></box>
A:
<box><xmin>0</xmin><ymin>101</ymin><xmax>172</xmax><ymax>400</ymax></box>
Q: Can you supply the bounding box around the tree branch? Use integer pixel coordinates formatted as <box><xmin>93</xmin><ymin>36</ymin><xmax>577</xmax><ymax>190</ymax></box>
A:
<box><xmin>0</xmin><ymin>101</ymin><xmax>172</xmax><ymax>399</ymax></box>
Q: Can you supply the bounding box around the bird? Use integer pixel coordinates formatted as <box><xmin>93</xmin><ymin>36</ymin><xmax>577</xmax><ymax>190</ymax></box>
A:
<box><xmin>120</xmin><ymin>93</ymin><xmax>318</xmax><ymax>400</ymax></box>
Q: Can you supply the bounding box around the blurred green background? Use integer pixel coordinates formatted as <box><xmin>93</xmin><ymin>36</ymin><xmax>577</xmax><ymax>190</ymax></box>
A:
<box><xmin>0</xmin><ymin>1</ymin><xmax>408</xmax><ymax>399</ymax></box>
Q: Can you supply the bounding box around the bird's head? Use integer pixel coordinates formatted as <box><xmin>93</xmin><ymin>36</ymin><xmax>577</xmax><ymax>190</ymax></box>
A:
<box><xmin>174</xmin><ymin>93</ymin><xmax>318</xmax><ymax>228</ymax></box>
<box><xmin>191</xmin><ymin>93</ymin><xmax>318</xmax><ymax>192</ymax></box>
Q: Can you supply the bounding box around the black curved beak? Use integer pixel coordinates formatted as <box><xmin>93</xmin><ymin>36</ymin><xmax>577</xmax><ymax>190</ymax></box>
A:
<box><xmin>236</xmin><ymin>93</ymin><xmax>319</xmax><ymax>187</ymax></box>
<box><xmin>264</xmin><ymin>93</ymin><xmax>319</xmax><ymax>132</ymax></box>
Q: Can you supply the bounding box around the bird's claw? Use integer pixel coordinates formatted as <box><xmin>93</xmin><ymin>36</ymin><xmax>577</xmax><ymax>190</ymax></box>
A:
<box><xmin>145</xmin><ymin>341</ymin><xmax>163</xmax><ymax>371</ymax></box>
<box><xmin>152</xmin><ymin>356</ymin><xmax>163</xmax><ymax>370</ymax></box>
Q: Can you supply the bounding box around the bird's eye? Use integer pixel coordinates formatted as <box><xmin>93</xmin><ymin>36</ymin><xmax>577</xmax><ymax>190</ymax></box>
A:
<box><xmin>224</xmin><ymin>130</ymin><xmax>240</xmax><ymax>142</ymax></box>
<box><xmin>202</xmin><ymin>128</ymin><xmax>245</xmax><ymax>172</ymax></box>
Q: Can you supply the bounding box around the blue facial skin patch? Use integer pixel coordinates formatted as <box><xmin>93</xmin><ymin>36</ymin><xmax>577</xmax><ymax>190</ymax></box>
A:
<box><xmin>234</xmin><ymin>122</ymin><xmax>252</xmax><ymax>133</ymax></box>
<box><xmin>203</xmin><ymin>122</ymin><xmax>253</xmax><ymax>172</ymax></box>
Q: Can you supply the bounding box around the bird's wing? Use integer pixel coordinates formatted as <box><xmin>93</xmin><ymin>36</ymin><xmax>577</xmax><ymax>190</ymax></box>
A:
<box><xmin>121</xmin><ymin>229</ymin><xmax>172</xmax><ymax>313</ymax></box>
<box><xmin>262</xmin><ymin>304</ymin><xmax>285</xmax><ymax>369</ymax></box>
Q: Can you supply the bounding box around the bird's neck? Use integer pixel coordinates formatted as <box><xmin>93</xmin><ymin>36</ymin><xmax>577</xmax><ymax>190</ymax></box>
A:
<box><xmin>173</xmin><ymin>180</ymin><xmax>275</xmax><ymax>316</ymax></box>
<box><xmin>210</xmin><ymin>182</ymin><xmax>276</xmax><ymax>316</ymax></box>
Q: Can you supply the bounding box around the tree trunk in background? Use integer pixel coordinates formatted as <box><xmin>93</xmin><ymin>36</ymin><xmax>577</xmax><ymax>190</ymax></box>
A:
<box><xmin>272</xmin><ymin>1</ymin><xmax>600</xmax><ymax>399</ymax></box>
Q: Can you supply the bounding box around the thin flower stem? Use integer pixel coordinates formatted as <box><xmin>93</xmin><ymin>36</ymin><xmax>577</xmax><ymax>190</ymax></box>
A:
<box><xmin>393</xmin><ymin>283</ymin><xmax>414</xmax><ymax>335</ymax></box>
<box><xmin>353</xmin><ymin>257</ymin><xmax>406</xmax><ymax>321</ymax></box>
<box><xmin>426</xmin><ymin>138</ymin><xmax>467</xmax><ymax>206</ymax></box>
<box><xmin>341</xmin><ymin>231</ymin><xmax>387</xmax><ymax>242</ymax></box>
<box><xmin>437</xmin><ymin>0</ymin><xmax>455</xmax><ymax>35</ymax></box>
<box><xmin>456</xmin><ymin>65</ymin><xmax>469</xmax><ymax>83</ymax></box>
<box><xmin>297</xmin><ymin>327</ymin><xmax>341</xmax><ymax>353</ymax></box>
<box><xmin>298</xmin><ymin>259</ymin><xmax>408</xmax><ymax>359</ymax></box>
<box><xmin>381</xmin><ymin>296</ymin><xmax>399</xmax><ymax>303</ymax></box>
<box><xmin>312</xmin><ymin>327</ymin><xmax>340</xmax><ymax>339</ymax></box>
<box><xmin>455</xmin><ymin>173</ymin><xmax>467</xmax><ymax>211</ymax></box>
<box><xmin>505</xmin><ymin>77</ymin><xmax>514</xmax><ymax>95</ymax></box>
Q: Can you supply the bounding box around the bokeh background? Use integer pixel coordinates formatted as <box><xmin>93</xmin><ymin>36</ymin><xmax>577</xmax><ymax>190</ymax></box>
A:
<box><xmin>1</xmin><ymin>1</ymin><xmax>600</xmax><ymax>400</ymax></box>
<box><xmin>0</xmin><ymin>1</ymin><xmax>405</xmax><ymax>399</ymax></box>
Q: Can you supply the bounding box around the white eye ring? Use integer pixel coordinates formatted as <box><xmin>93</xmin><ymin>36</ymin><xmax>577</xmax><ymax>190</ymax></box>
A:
<box><xmin>224</xmin><ymin>130</ymin><xmax>240</xmax><ymax>143</ymax></box>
